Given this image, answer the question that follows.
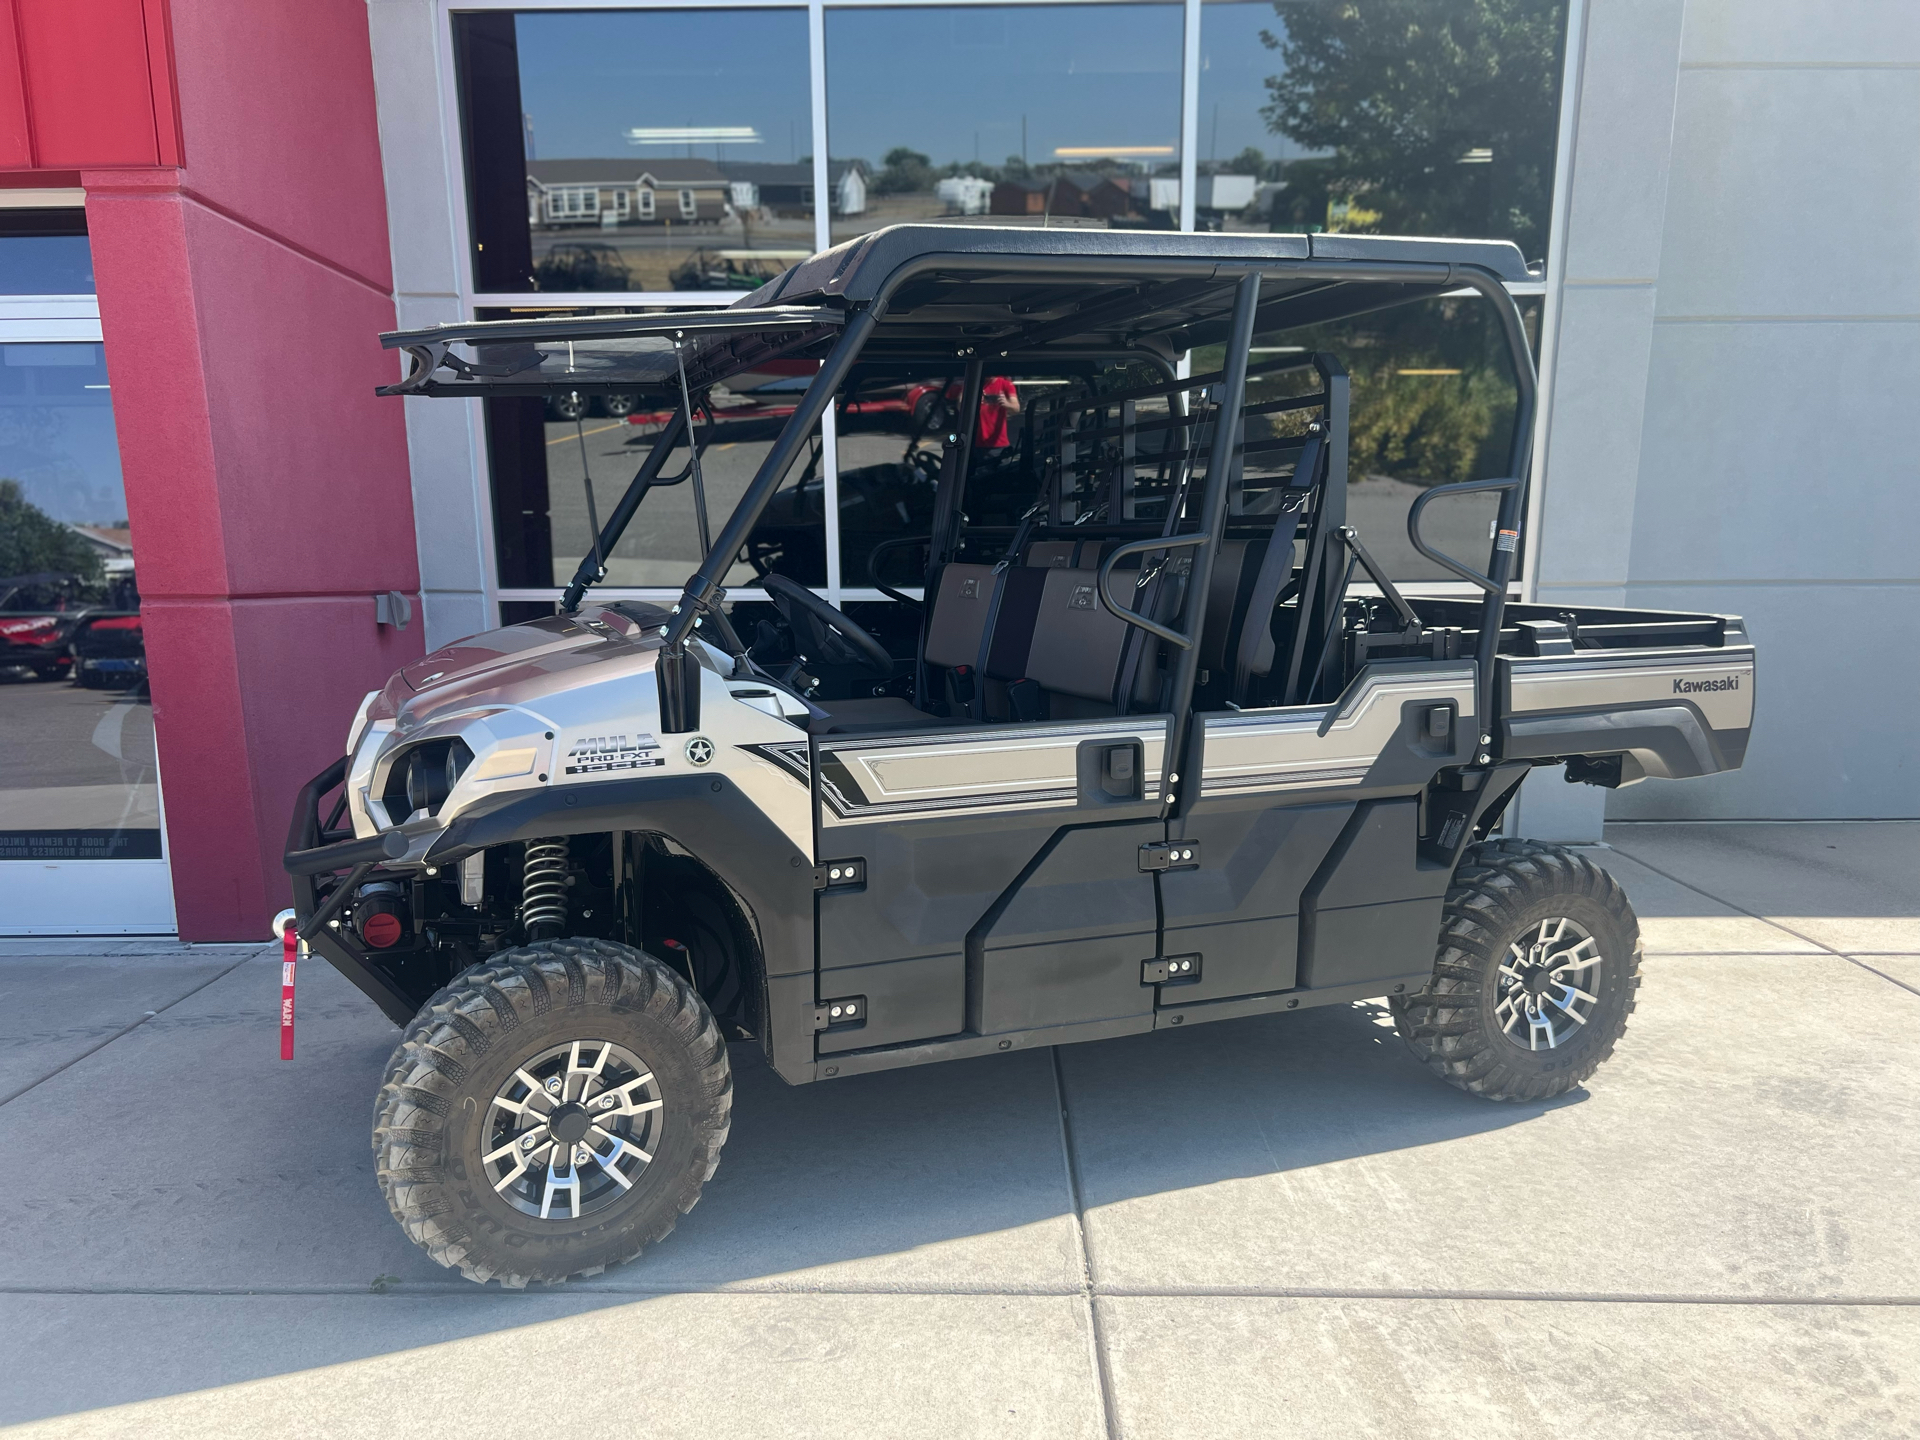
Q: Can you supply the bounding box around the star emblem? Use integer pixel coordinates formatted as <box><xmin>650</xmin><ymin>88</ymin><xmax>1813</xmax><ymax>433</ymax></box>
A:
<box><xmin>684</xmin><ymin>737</ymin><xmax>715</xmax><ymax>766</ymax></box>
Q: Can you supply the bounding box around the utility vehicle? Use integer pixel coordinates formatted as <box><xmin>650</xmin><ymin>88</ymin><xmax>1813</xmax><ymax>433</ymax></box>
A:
<box><xmin>286</xmin><ymin>227</ymin><xmax>1756</xmax><ymax>1286</ymax></box>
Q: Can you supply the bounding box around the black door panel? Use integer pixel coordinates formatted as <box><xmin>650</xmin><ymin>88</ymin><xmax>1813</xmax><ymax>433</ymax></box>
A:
<box><xmin>1160</xmin><ymin>800</ymin><xmax>1353</xmax><ymax>1002</ymax></box>
<box><xmin>972</xmin><ymin>820</ymin><xmax>1163</xmax><ymax>1035</ymax></box>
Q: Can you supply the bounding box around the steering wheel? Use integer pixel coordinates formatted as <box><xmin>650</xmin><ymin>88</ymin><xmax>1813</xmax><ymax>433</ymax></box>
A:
<box><xmin>761</xmin><ymin>573</ymin><xmax>895</xmax><ymax>680</ymax></box>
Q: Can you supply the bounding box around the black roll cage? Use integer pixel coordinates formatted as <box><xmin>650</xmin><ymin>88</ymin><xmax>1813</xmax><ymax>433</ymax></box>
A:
<box><xmin>641</xmin><ymin>251</ymin><xmax>1532</xmax><ymax>737</ymax></box>
<box><xmin>376</xmin><ymin>236</ymin><xmax>1535</xmax><ymax>751</ymax></box>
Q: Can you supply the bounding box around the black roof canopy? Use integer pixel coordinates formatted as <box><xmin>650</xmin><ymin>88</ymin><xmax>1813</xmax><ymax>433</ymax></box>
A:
<box><xmin>379</xmin><ymin>225</ymin><xmax>1533</xmax><ymax>399</ymax></box>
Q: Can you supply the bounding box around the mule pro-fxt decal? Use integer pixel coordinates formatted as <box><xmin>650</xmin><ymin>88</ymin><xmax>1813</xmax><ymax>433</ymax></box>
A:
<box><xmin>750</xmin><ymin>717</ymin><xmax>1169</xmax><ymax>823</ymax></box>
<box><xmin>562</xmin><ymin>731</ymin><xmax>664</xmax><ymax>776</ymax></box>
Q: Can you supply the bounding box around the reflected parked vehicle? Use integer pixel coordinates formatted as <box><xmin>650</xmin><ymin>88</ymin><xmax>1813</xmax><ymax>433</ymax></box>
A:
<box><xmin>532</xmin><ymin>243</ymin><xmax>632</xmax><ymax>292</ymax></box>
<box><xmin>68</xmin><ymin>611</ymin><xmax>146</xmax><ymax>689</ymax></box>
<box><xmin>545</xmin><ymin>390</ymin><xmax>639</xmax><ymax>423</ymax></box>
<box><xmin>0</xmin><ymin>572</ymin><xmax>89</xmax><ymax>680</ymax></box>
<box><xmin>668</xmin><ymin>248</ymin><xmax>811</xmax><ymax>292</ymax></box>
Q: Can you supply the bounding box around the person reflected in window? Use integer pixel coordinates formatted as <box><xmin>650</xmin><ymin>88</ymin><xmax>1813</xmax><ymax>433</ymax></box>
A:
<box><xmin>976</xmin><ymin>374</ymin><xmax>1022</xmax><ymax>450</ymax></box>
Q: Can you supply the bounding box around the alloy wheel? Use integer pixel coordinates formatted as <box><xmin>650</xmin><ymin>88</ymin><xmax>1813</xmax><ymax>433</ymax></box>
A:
<box><xmin>1494</xmin><ymin>916</ymin><xmax>1604</xmax><ymax>1051</ymax></box>
<box><xmin>481</xmin><ymin>1039</ymin><xmax>663</xmax><ymax>1220</ymax></box>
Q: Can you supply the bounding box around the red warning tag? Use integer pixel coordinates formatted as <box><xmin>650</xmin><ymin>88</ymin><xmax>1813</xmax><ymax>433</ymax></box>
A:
<box><xmin>280</xmin><ymin>922</ymin><xmax>298</xmax><ymax>1061</ymax></box>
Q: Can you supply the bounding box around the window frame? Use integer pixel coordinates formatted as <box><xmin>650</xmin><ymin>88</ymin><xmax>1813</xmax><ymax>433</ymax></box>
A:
<box><xmin>437</xmin><ymin>0</ymin><xmax>1584</xmax><ymax>616</ymax></box>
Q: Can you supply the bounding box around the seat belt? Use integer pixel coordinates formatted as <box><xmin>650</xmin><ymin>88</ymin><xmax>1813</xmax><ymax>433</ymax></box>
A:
<box><xmin>1232</xmin><ymin>433</ymin><xmax>1322</xmax><ymax>704</ymax></box>
<box><xmin>969</xmin><ymin>455</ymin><xmax>1058</xmax><ymax>720</ymax></box>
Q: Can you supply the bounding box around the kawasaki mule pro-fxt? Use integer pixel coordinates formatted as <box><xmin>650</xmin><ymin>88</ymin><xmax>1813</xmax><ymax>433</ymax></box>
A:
<box><xmin>285</xmin><ymin>228</ymin><xmax>1756</xmax><ymax>1286</ymax></box>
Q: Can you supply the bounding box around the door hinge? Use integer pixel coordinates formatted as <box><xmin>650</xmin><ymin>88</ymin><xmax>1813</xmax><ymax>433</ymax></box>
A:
<box><xmin>813</xmin><ymin>995</ymin><xmax>866</xmax><ymax>1030</ymax></box>
<box><xmin>1142</xmin><ymin>954</ymin><xmax>1201</xmax><ymax>985</ymax></box>
<box><xmin>1139</xmin><ymin>841</ymin><xmax>1200</xmax><ymax>872</ymax></box>
<box><xmin>813</xmin><ymin>858</ymin><xmax>866</xmax><ymax>890</ymax></box>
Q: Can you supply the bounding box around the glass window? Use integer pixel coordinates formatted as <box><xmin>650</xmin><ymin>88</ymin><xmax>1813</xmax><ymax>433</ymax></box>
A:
<box><xmin>825</xmin><ymin>5</ymin><xmax>1186</xmax><ymax>245</ymax></box>
<box><xmin>455</xmin><ymin>9</ymin><xmax>815</xmax><ymax>294</ymax></box>
<box><xmin>1199</xmin><ymin>0</ymin><xmax>1568</xmax><ymax>262</ymax></box>
<box><xmin>486</xmin><ymin>362</ymin><xmax>828</xmax><ymax>593</ymax></box>
<box><xmin>0</xmin><ymin>337</ymin><xmax>158</xmax><ymax>862</ymax></box>
<box><xmin>0</xmin><ymin>209</ymin><xmax>95</xmax><ymax>295</ymax></box>
<box><xmin>1193</xmin><ymin>293</ymin><xmax>1541</xmax><ymax>581</ymax></box>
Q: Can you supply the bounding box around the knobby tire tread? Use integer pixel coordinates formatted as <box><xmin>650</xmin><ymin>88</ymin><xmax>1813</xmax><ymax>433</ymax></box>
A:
<box><xmin>1389</xmin><ymin>839</ymin><xmax>1642</xmax><ymax>1103</ymax></box>
<box><xmin>371</xmin><ymin>938</ymin><xmax>732</xmax><ymax>1287</ymax></box>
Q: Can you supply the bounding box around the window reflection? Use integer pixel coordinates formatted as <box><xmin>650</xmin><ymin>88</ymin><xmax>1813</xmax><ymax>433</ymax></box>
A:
<box><xmin>0</xmin><ymin>338</ymin><xmax>158</xmax><ymax>862</ymax></box>
<box><xmin>0</xmin><ymin>210</ymin><xmax>94</xmax><ymax>295</ymax></box>
<box><xmin>825</xmin><ymin>5</ymin><xmax>1185</xmax><ymax>244</ymax></box>
<box><xmin>456</xmin><ymin>10</ymin><xmax>815</xmax><ymax>293</ymax></box>
<box><xmin>1200</xmin><ymin>0</ymin><xmax>1567</xmax><ymax>260</ymax></box>
<box><xmin>486</xmin><ymin>362</ymin><xmax>827</xmax><ymax>592</ymax></box>
<box><xmin>1192</xmin><ymin>294</ymin><xmax>1541</xmax><ymax>580</ymax></box>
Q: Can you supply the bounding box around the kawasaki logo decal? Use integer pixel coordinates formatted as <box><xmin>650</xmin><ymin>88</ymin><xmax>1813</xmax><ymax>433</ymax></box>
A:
<box><xmin>1673</xmin><ymin>675</ymin><xmax>1741</xmax><ymax>694</ymax></box>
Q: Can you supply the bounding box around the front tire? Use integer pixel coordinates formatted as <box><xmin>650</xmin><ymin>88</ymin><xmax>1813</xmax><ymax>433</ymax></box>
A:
<box><xmin>1389</xmin><ymin>839</ymin><xmax>1641</xmax><ymax>1102</ymax></box>
<box><xmin>374</xmin><ymin>939</ymin><xmax>731</xmax><ymax>1286</ymax></box>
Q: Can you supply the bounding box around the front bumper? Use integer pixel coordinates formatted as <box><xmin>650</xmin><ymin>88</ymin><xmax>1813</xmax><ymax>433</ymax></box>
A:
<box><xmin>285</xmin><ymin>756</ymin><xmax>421</xmax><ymax>1024</ymax></box>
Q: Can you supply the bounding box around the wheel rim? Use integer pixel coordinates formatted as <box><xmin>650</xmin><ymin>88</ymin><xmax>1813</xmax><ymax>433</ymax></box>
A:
<box><xmin>1494</xmin><ymin>917</ymin><xmax>1605</xmax><ymax>1052</ymax></box>
<box><xmin>482</xmin><ymin>1039</ymin><xmax>663</xmax><ymax>1220</ymax></box>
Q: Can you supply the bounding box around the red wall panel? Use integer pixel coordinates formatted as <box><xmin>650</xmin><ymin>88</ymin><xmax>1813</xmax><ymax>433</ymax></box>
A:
<box><xmin>165</xmin><ymin>0</ymin><xmax>391</xmax><ymax>288</ymax></box>
<box><xmin>87</xmin><ymin>173</ymin><xmax>423</xmax><ymax>939</ymax></box>
<box><xmin>0</xmin><ymin>10</ymin><xmax>32</xmax><ymax>169</ymax></box>
<box><xmin>10</xmin><ymin>0</ymin><xmax>166</xmax><ymax>168</ymax></box>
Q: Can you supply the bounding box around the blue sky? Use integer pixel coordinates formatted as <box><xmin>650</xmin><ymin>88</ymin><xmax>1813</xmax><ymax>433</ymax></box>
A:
<box><xmin>825</xmin><ymin>6</ymin><xmax>1183</xmax><ymax>169</ymax></box>
<box><xmin>511</xmin><ymin>3</ymin><xmax>1317</xmax><ymax>172</ymax></box>
<box><xmin>515</xmin><ymin>10</ymin><xmax>814</xmax><ymax>163</ymax></box>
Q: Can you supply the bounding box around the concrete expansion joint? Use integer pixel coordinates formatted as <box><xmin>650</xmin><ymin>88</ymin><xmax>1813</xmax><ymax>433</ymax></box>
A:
<box><xmin>0</xmin><ymin>951</ymin><xmax>257</xmax><ymax>1110</ymax></box>
<box><xmin>1607</xmin><ymin>844</ymin><xmax>1920</xmax><ymax>1000</ymax></box>
<box><xmin>1052</xmin><ymin>1047</ymin><xmax>1120</xmax><ymax>1440</ymax></box>
<box><xmin>2</xmin><ymin>1283</ymin><xmax>1914</xmax><ymax>1307</ymax></box>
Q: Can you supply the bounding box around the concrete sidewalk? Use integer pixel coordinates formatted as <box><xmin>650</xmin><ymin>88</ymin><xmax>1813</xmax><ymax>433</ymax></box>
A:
<box><xmin>0</xmin><ymin>823</ymin><xmax>1915</xmax><ymax>1437</ymax></box>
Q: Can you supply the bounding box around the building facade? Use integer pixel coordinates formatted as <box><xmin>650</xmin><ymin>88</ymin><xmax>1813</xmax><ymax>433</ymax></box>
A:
<box><xmin>1</xmin><ymin>0</ymin><xmax>1913</xmax><ymax>940</ymax></box>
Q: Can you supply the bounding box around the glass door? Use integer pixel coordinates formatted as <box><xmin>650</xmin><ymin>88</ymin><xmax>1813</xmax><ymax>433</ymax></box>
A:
<box><xmin>0</xmin><ymin>208</ymin><xmax>175</xmax><ymax>934</ymax></box>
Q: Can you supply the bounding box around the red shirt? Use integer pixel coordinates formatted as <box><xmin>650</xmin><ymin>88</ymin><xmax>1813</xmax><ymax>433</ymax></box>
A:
<box><xmin>976</xmin><ymin>375</ymin><xmax>1017</xmax><ymax>448</ymax></box>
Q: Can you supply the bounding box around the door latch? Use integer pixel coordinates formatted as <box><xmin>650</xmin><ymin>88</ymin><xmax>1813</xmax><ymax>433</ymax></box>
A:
<box><xmin>813</xmin><ymin>996</ymin><xmax>866</xmax><ymax>1030</ymax></box>
<box><xmin>1139</xmin><ymin>841</ymin><xmax>1200</xmax><ymax>872</ymax></box>
<box><xmin>814</xmin><ymin>858</ymin><xmax>866</xmax><ymax>889</ymax></box>
<box><xmin>1142</xmin><ymin>955</ymin><xmax>1201</xmax><ymax>985</ymax></box>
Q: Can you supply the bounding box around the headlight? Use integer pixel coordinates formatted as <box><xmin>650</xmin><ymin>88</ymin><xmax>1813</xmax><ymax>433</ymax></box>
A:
<box><xmin>381</xmin><ymin>739</ymin><xmax>474</xmax><ymax>821</ymax></box>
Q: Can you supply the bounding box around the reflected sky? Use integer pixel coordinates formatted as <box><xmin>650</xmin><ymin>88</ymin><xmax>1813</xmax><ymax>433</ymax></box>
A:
<box><xmin>515</xmin><ymin>10</ymin><xmax>813</xmax><ymax>163</ymax></box>
<box><xmin>826</xmin><ymin>6</ymin><xmax>1183</xmax><ymax>171</ymax></box>
<box><xmin>1197</xmin><ymin>1</ymin><xmax>1326</xmax><ymax>168</ymax></box>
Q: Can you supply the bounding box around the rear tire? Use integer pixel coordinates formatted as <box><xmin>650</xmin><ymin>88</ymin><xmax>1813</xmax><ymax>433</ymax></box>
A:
<box><xmin>374</xmin><ymin>938</ymin><xmax>731</xmax><ymax>1286</ymax></box>
<box><xmin>1389</xmin><ymin>839</ymin><xmax>1640</xmax><ymax>1102</ymax></box>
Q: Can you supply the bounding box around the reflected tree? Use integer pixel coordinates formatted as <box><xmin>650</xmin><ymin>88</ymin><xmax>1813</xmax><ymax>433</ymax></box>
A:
<box><xmin>0</xmin><ymin>478</ymin><xmax>105</xmax><ymax>581</ymax></box>
<box><xmin>1260</xmin><ymin>0</ymin><xmax>1567</xmax><ymax>261</ymax></box>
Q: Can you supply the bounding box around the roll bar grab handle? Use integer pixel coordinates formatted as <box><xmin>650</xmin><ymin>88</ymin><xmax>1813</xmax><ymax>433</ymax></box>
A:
<box><xmin>1096</xmin><ymin>533</ymin><xmax>1210</xmax><ymax>650</ymax></box>
<box><xmin>1406</xmin><ymin>477</ymin><xmax>1522</xmax><ymax>594</ymax></box>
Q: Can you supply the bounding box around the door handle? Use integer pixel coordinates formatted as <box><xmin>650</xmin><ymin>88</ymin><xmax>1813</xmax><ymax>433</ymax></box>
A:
<box><xmin>1078</xmin><ymin>739</ymin><xmax>1144</xmax><ymax>804</ymax></box>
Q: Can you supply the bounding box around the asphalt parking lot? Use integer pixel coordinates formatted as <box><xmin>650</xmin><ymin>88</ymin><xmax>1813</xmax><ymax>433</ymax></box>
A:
<box><xmin>0</xmin><ymin>822</ymin><xmax>1914</xmax><ymax>1437</ymax></box>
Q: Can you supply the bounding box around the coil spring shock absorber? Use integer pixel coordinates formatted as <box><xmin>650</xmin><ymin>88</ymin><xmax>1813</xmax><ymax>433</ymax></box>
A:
<box><xmin>521</xmin><ymin>838</ymin><xmax>569</xmax><ymax>939</ymax></box>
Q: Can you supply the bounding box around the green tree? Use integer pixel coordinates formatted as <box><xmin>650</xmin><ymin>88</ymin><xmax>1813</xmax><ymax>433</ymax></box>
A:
<box><xmin>0</xmin><ymin>478</ymin><xmax>104</xmax><ymax>581</ymax></box>
<box><xmin>873</xmin><ymin>146</ymin><xmax>937</xmax><ymax>196</ymax></box>
<box><xmin>1261</xmin><ymin>0</ymin><xmax>1566</xmax><ymax>261</ymax></box>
